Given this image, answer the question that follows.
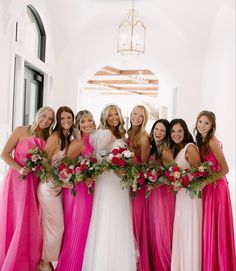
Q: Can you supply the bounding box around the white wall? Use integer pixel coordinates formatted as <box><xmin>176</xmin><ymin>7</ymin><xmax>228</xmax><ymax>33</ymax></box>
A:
<box><xmin>200</xmin><ymin>4</ymin><xmax>235</xmax><ymax>220</ymax></box>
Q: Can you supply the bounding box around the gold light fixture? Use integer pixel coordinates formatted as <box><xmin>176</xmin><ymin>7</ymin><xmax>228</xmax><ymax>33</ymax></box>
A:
<box><xmin>117</xmin><ymin>0</ymin><xmax>146</xmax><ymax>55</ymax></box>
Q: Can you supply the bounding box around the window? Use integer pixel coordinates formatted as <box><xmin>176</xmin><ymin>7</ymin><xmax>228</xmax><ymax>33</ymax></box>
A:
<box><xmin>16</xmin><ymin>5</ymin><xmax>46</xmax><ymax>61</ymax></box>
<box><xmin>12</xmin><ymin>5</ymin><xmax>48</xmax><ymax>128</ymax></box>
<box><xmin>23</xmin><ymin>65</ymin><xmax>43</xmax><ymax>125</ymax></box>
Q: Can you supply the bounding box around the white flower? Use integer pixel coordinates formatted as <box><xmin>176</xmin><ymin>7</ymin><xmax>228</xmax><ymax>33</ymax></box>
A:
<box><xmin>123</xmin><ymin>150</ymin><xmax>132</xmax><ymax>159</ymax></box>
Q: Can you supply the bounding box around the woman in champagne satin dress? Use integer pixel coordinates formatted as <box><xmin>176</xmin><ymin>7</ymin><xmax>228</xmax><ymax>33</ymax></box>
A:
<box><xmin>37</xmin><ymin>106</ymin><xmax>74</xmax><ymax>271</ymax></box>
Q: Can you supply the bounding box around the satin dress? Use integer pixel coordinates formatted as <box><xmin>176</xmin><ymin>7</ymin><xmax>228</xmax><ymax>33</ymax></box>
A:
<box><xmin>37</xmin><ymin>148</ymin><xmax>65</xmax><ymax>262</ymax></box>
<box><xmin>171</xmin><ymin>143</ymin><xmax>202</xmax><ymax>271</ymax></box>
<box><xmin>148</xmin><ymin>155</ymin><xmax>176</xmax><ymax>271</ymax></box>
<box><xmin>201</xmin><ymin>141</ymin><xmax>236</xmax><ymax>271</ymax></box>
<box><xmin>0</xmin><ymin>136</ymin><xmax>44</xmax><ymax>271</ymax></box>
<box><xmin>128</xmin><ymin>139</ymin><xmax>151</xmax><ymax>271</ymax></box>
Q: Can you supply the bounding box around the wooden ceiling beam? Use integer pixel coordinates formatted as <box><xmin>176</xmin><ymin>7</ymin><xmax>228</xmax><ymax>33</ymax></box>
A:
<box><xmin>87</xmin><ymin>79</ymin><xmax>158</xmax><ymax>84</ymax></box>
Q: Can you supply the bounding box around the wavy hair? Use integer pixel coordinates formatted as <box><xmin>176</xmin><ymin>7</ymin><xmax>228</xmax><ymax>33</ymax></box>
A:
<box><xmin>73</xmin><ymin>110</ymin><xmax>96</xmax><ymax>139</ymax></box>
<box><xmin>29</xmin><ymin>106</ymin><xmax>55</xmax><ymax>140</ymax></box>
<box><xmin>99</xmin><ymin>104</ymin><xmax>126</xmax><ymax>139</ymax></box>
<box><xmin>169</xmin><ymin>118</ymin><xmax>195</xmax><ymax>158</ymax></box>
<box><xmin>127</xmin><ymin>105</ymin><xmax>148</xmax><ymax>150</ymax></box>
<box><xmin>53</xmin><ymin>106</ymin><xmax>74</xmax><ymax>150</ymax></box>
<box><xmin>194</xmin><ymin>110</ymin><xmax>216</xmax><ymax>154</ymax></box>
<box><xmin>150</xmin><ymin>119</ymin><xmax>170</xmax><ymax>160</ymax></box>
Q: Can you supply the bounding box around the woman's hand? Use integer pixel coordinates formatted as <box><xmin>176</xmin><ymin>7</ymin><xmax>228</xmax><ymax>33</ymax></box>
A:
<box><xmin>19</xmin><ymin>166</ymin><xmax>31</xmax><ymax>177</ymax></box>
<box><xmin>61</xmin><ymin>182</ymin><xmax>74</xmax><ymax>189</ymax></box>
<box><xmin>115</xmin><ymin>168</ymin><xmax>125</xmax><ymax>177</ymax></box>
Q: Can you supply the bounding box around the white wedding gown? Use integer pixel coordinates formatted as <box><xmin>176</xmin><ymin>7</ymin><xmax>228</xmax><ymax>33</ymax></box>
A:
<box><xmin>82</xmin><ymin>130</ymin><xmax>137</xmax><ymax>271</ymax></box>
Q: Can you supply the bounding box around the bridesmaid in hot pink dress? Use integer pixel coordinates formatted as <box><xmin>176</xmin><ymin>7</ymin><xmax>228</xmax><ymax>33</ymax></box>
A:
<box><xmin>195</xmin><ymin>110</ymin><xmax>236</xmax><ymax>271</ymax></box>
<box><xmin>55</xmin><ymin>110</ymin><xmax>96</xmax><ymax>271</ymax></box>
<box><xmin>0</xmin><ymin>106</ymin><xmax>55</xmax><ymax>271</ymax></box>
<box><xmin>148</xmin><ymin>119</ymin><xmax>175</xmax><ymax>271</ymax></box>
<box><xmin>127</xmin><ymin>105</ymin><xmax>151</xmax><ymax>271</ymax></box>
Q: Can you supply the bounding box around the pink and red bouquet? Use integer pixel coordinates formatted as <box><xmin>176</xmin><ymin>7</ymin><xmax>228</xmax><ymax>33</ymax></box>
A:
<box><xmin>163</xmin><ymin>163</ymin><xmax>189</xmax><ymax>189</ymax></box>
<box><xmin>74</xmin><ymin>155</ymin><xmax>103</xmax><ymax>194</ymax></box>
<box><xmin>186</xmin><ymin>161</ymin><xmax>217</xmax><ymax>198</ymax></box>
<box><xmin>51</xmin><ymin>158</ymin><xmax>75</xmax><ymax>195</ymax></box>
<box><xmin>143</xmin><ymin>166</ymin><xmax>163</xmax><ymax>197</ymax></box>
<box><xmin>19</xmin><ymin>146</ymin><xmax>48</xmax><ymax>181</ymax></box>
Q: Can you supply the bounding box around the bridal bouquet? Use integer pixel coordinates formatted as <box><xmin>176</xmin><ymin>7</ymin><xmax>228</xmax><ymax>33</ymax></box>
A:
<box><xmin>50</xmin><ymin>158</ymin><xmax>75</xmax><ymax>195</ymax></box>
<box><xmin>103</xmin><ymin>147</ymin><xmax>139</xmax><ymax>190</ymax></box>
<box><xmin>74</xmin><ymin>155</ymin><xmax>103</xmax><ymax>194</ymax></box>
<box><xmin>19</xmin><ymin>146</ymin><xmax>48</xmax><ymax>181</ymax></box>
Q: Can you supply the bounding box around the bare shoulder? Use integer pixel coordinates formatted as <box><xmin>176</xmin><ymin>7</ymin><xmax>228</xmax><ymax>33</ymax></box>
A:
<box><xmin>209</xmin><ymin>137</ymin><xmax>220</xmax><ymax>148</ymax></box>
<box><xmin>186</xmin><ymin>143</ymin><xmax>198</xmax><ymax>152</ymax></box>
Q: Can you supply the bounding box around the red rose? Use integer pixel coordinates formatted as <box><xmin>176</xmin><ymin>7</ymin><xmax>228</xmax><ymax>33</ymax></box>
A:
<box><xmin>119</xmin><ymin>148</ymin><xmax>127</xmax><ymax>153</ymax></box>
<box><xmin>89</xmin><ymin>157</ymin><xmax>97</xmax><ymax>163</ymax></box>
<box><xmin>80</xmin><ymin>164</ymin><xmax>87</xmax><ymax>172</ymax></box>
<box><xmin>112</xmin><ymin>149</ymin><xmax>119</xmax><ymax>155</ymax></box>
<box><xmin>67</xmin><ymin>168</ymin><xmax>73</xmax><ymax>174</ymax></box>
<box><xmin>118</xmin><ymin>159</ymin><xmax>126</xmax><ymax>167</ymax></box>
<box><xmin>181</xmin><ymin>176</ymin><xmax>190</xmax><ymax>186</ymax></box>
<box><xmin>171</xmin><ymin>165</ymin><xmax>180</xmax><ymax>172</ymax></box>
<box><xmin>147</xmin><ymin>170</ymin><xmax>153</xmax><ymax>178</ymax></box>
<box><xmin>26</xmin><ymin>153</ymin><xmax>33</xmax><ymax>160</ymax></box>
<box><xmin>59</xmin><ymin>163</ymin><xmax>67</xmax><ymax>171</ymax></box>
<box><xmin>138</xmin><ymin>177</ymin><xmax>145</xmax><ymax>186</ymax></box>
<box><xmin>35</xmin><ymin>164</ymin><xmax>42</xmax><ymax>172</ymax></box>
<box><xmin>111</xmin><ymin>157</ymin><xmax>121</xmax><ymax>165</ymax></box>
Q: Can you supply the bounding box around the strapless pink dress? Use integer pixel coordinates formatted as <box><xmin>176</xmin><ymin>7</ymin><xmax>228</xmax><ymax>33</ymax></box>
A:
<box><xmin>0</xmin><ymin>136</ymin><xmax>45</xmax><ymax>271</ymax></box>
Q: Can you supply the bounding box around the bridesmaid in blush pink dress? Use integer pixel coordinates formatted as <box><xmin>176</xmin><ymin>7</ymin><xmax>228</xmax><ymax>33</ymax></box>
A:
<box><xmin>55</xmin><ymin>110</ymin><xmax>96</xmax><ymax>271</ymax></box>
<box><xmin>148</xmin><ymin>119</ymin><xmax>175</xmax><ymax>271</ymax></box>
<box><xmin>195</xmin><ymin>110</ymin><xmax>236</xmax><ymax>271</ymax></box>
<box><xmin>127</xmin><ymin>105</ymin><xmax>151</xmax><ymax>271</ymax></box>
<box><xmin>170</xmin><ymin>119</ymin><xmax>202</xmax><ymax>271</ymax></box>
<box><xmin>37</xmin><ymin>106</ymin><xmax>74</xmax><ymax>271</ymax></box>
<box><xmin>0</xmin><ymin>106</ymin><xmax>55</xmax><ymax>271</ymax></box>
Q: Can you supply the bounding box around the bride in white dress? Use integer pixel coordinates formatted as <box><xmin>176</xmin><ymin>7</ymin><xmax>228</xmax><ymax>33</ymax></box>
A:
<box><xmin>82</xmin><ymin>105</ymin><xmax>137</xmax><ymax>271</ymax></box>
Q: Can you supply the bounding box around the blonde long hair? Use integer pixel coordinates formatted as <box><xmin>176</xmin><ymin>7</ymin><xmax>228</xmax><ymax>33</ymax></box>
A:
<box><xmin>127</xmin><ymin>105</ymin><xmax>148</xmax><ymax>149</ymax></box>
<box><xmin>99</xmin><ymin>104</ymin><xmax>126</xmax><ymax>139</ymax></box>
<box><xmin>73</xmin><ymin>110</ymin><xmax>96</xmax><ymax>139</ymax></box>
<box><xmin>29</xmin><ymin>106</ymin><xmax>55</xmax><ymax>140</ymax></box>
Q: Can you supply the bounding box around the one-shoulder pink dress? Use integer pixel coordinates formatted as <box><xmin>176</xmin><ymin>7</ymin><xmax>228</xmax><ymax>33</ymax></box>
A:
<box><xmin>0</xmin><ymin>136</ymin><xmax>44</xmax><ymax>271</ymax></box>
<box><xmin>55</xmin><ymin>134</ymin><xmax>94</xmax><ymax>271</ymax></box>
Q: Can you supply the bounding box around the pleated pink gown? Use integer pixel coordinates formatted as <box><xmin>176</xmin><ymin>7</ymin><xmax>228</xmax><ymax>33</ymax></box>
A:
<box><xmin>129</xmin><ymin>140</ymin><xmax>151</xmax><ymax>271</ymax></box>
<box><xmin>0</xmin><ymin>136</ymin><xmax>44</xmax><ymax>271</ymax></box>
<box><xmin>201</xmin><ymin>145</ymin><xmax>236</xmax><ymax>271</ymax></box>
<box><xmin>148</xmin><ymin>158</ymin><xmax>175</xmax><ymax>271</ymax></box>
<box><xmin>55</xmin><ymin>134</ymin><xmax>94</xmax><ymax>271</ymax></box>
